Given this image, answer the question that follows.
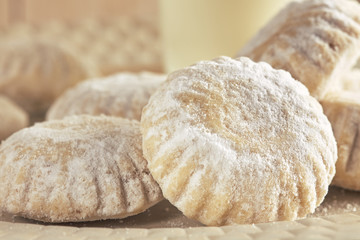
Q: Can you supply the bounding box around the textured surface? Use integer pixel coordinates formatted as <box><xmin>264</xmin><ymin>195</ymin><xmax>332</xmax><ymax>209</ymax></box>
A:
<box><xmin>0</xmin><ymin>17</ymin><xmax>163</xmax><ymax>77</ymax></box>
<box><xmin>1</xmin><ymin>210</ymin><xmax>360</xmax><ymax>239</ymax></box>
<box><xmin>141</xmin><ymin>56</ymin><xmax>337</xmax><ymax>226</ymax></box>
<box><xmin>237</xmin><ymin>0</ymin><xmax>360</xmax><ymax>100</ymax></box>
<box><xmin>0</xmin><ymin>186</ymin><xmax>360</xmax><ymax>239</ymax></box>
<box><xmin>0</xmin><ymin>95</ymin><xmax>29</xmax><ymax>141</ymax></box>
<box><xmin>321</xmin><ymin>91</ymin><xmax>360</xmax><ymax>190</ymax></box>
<box><xmin>0</xmin><ymin>115</ymin><xmax>163</xmax><ymax>222</ymax></box>
<box><xmin>47</xmin><ymin>72</ymin><xmax>166</xmax><ymax>121</ymax></box>
<box><xmin>0</xmin><ymin>39</ymin><xmax>88</xmax><ymax>117</ymax></box>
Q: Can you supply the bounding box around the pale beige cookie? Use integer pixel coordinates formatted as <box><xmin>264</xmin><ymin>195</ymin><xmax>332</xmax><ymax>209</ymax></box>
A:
<box><xmin>237</xmin><ymin>0</ymin><xmax>360</xmax><ymax>100</ymax></box>
<box><xmin>321</xmin><ymin>91</ymin><xmax>360</xmax><ymax>191</ymax></box>
<box><xmin>46</xmin><ymin>72</ymin><xmax>166</xmax><ymax>121</ymax></box>
<box><xmin>340</xmin><ymin>69</ymin><xmax>360</xmax><ymax>92</ymax></box>
<box><xmin>141</xmin><ymin>56</ymin><xmax>337</xmax><ymax>226</ymax></box>
<box><xmin>0</xmin><ymin>115</ymin><xmax>163</xmax><ymax>222</ymax></box>
<box><xmin>0</xmin><ymin>39</ymin><xmax>89</xmax><ymax>118</ymax></box>
<box><xmin>0</xmin><ymin>95</ymin><xmax>29</xmax><ymax>141</ymax></box>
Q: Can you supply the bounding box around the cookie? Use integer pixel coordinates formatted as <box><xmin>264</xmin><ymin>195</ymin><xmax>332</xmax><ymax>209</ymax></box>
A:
<box><xmin>46</xmin><ymin>72</ymin><xmax>166</xmax><ymax>121</ymax></box>
<box><xmin>0</xmin><ymin>18</ymin><xmax>163</xmax><ymax>76</ymax></box>
<box><xmin>58</xmin><ymin>18</ymin><xmax>163</xmax><ymax>76</ymax></box>
<box><xmin>0</xmin><ymin>39</ymin><xmax>89</xmax><ymax>118</ymax></box>
<box><xmin>0</xmin><ymin>95</ymin><xmax>29</xmax><ymax>141</ymax></box>
<box><xmin>141</xmin><ymin>56</ymin><xmax>337</xmax><ymax>225</ymax></box>
<box><xmin>321</xmin><ymin>91</ymin><xmax>360</xmax><ymax>190</ymax></box>
<box><xmin>237</xmin><ymin>0</ymin><xmax>360</xmax><ymax>99</ymax></box>
<box><xmin>0</xmin><ymin>115</ymin><xmax>163</xmax><ymax>222</ymax></box>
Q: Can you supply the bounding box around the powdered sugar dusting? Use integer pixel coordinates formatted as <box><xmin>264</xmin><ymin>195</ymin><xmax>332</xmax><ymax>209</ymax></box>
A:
<box><xmin>0</xmin><ymin>115</ymin><xmax>163</xmax><ymax>222</ymax></box>
<box><xmin>47</xmin><ymin>72</ymin><xmax>166</xmax><ymax>121</ymax></box>
<box><xmin>141</xmin><ymin>56</ymin><xmax>337</xmax><ymax>225</ymax></box>
<box><xmin>237</xmin><ymin>0</ymin><xmax>360</xmax><ymax>99</ymax></box>
<box><xmin>0</xmin><ymin>40</ymin><xmax>88</xmax><ymax>115</ymax></box>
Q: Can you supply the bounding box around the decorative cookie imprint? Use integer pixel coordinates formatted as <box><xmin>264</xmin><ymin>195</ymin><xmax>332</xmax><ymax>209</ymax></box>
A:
<box><xmin>0</xmin><ymin>39</ymin><xmax>88</xmax><ymax>117</ymax></box>
<box><xmin>237</xmin><ymin>0</ymin><xmax>360</xmax><ymax>100</ymax></box>
<box><xmin>141</xmin><ymin>56</ymin><xmax>337</xmax><ymax>226</ymax></box>
<box><xmin>0</xmin><ymin>17</ymin><xmax>163</xmax><ymax>76</ymax></box>
<box><xmin>321</xmin><ymin>92</ymin><xmax>360</xmax><ymax>191</ymax></box>
<box><xmin>0</xmin><ymin>115</ymin><xmax>163</xmax><ymax>222</ymax></box>
<box><xmin>46</xmin><ymin>72</ymin><xmax>166</xmax><ymax>121</ymax></box>
<box><xmin>0</xmin><ymin>95</ymin><xmax>29</xmax><ymax>141</ymax></box>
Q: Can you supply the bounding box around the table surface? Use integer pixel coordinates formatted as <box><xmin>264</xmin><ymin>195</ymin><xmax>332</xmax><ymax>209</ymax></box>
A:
<box><xmin>0</xmin><ymin>186</ymin><xmax>360</xmax><ymax>240</ymax></box>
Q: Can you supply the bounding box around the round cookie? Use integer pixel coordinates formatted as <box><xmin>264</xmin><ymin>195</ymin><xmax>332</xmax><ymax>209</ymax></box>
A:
<box><xmin>0</xmin><ymin>95</ymin><xmax>29</xmax><ymax>140</ymax></box>
<box><xmin>141</xmin><ymin>56</ymin><xmax>337</xmax><ymax>226</ymax></box>
<box><xmin>237</xmin><ymin>0</ymin><xmax>360</xmax><ymax>100</ymax></box>
<box><xmin>0</xmin><ymin>39</ymin><xmax>89</xmax><ymax>118</ymax></box>
<box><xmin>321</xmin><ymin>91</ymin><xmax>360</xmax><ymax>191</ymax></box>
<box><xmin>0</xmin><ymin>115</ymin><xmax>163</xmax><ymax>222</ymax></box>
<box><xmin>46</xmin><ymin>72</ymin><xmax>166</xmax><ymax>121</ymax></box>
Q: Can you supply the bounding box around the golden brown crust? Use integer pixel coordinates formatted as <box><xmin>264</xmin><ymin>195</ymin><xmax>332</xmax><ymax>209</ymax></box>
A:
<box><xmin>237</xmin><ymin>0</ymin><xmax>360</xmax><ymax>99</ymax></box>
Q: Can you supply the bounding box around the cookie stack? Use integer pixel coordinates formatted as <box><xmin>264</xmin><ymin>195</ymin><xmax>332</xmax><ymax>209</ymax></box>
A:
<box><xmin>0</xmin><ymin>71</ymin><xmax>168</xmax><ymax>222</ymax></box>
<box><xmin>0</xmin><ymin>39</ymin><xmax>89</xmax><ymax>122</ymax></box>
<box><xmin>237</xmin><ymin>0</ymin><xmax>360</xmax><ymax>192</ymax></box>
<box><xmin>0</xmin><ymin>17</ymin><xmax>163</xmax><ymax>77</ymax></box>
<box><xmin>0</xmin><ymin>0</ymin><xmax>359</xmax><ymax>227</ymax></box>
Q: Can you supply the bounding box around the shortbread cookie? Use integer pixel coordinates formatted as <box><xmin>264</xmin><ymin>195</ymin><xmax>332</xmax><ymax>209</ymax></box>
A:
<box><xmin>0</xmin><ymin>95</ymin><xmax>29</xmax><ymax>140</ymax></box>
<box><xmin>141</xmin><ymin>56</ymin><xmax>337</xmax><ymax>226</ymax></box>
<box><xmin>237</xmin><ymin>0</ymin><xmax>360</xmax><ymax>99</ymax></box>
<box><xmin>46</xmin><ymin>72</ymin><xmax>166</xmax><ymax>121</ymax></box>
<box><xmin>0</xmin><ymin>115</ymin><xmax>163</xmax><ymax>222</ymax></box>
<box><xmin>0</xmin><ymin>39</ymin><xmax>88</xmax><ymax>117</ymax></box>
<box><xmin>56</xmin><ymin>17</ymin><xmax>163</xmax><ymax>76</ymax></box>
<box><xmin>0</xmin><ymin>18</ymin><xmax>163</xmax><ymax>76</ymax></box>
<box><xmin>321</xmin><ymin>91</ymin><xmax>360</xmax><ymax>190</ymax></box>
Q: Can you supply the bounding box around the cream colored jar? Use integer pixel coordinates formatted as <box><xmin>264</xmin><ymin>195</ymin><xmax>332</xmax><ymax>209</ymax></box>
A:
<box><xmin>160</xmin><ymin>0</ymin><xmax>290</xmax><ymax>72</ymax></box>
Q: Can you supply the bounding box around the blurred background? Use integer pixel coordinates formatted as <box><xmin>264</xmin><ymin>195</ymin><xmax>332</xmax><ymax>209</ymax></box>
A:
<box><xmin>0</xmin><ymin>0</ymin><xmax>157</xmax><ymax>26</ymax></box>
<box><xmin>0</xmin><ymin>0</ymin><xmax>163</xmax><ymax>76</ymax></box>
<box><xmin>0</xmin><ymin>0</ymin><xmax>294</xmax><ymax>74</ymax></box>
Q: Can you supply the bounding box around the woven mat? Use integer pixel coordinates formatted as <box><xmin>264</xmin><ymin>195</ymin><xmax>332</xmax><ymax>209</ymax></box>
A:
<box><xmin>0</xmin><ymin>186</ymin><xmax>360</xmax><ymax>239</ymax></box>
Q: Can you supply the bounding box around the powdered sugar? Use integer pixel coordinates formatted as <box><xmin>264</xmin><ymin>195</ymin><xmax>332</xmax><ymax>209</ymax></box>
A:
<box><xmin>320</xmin><ymin>91</ymin><xmax>360</xmax><ymax>191</ymax></box>
<box><xmin>0</xmin><ymin>115</ymin><xmax>163</xmax><ymax>222</ymax></box>
<box><xmin>141</xmin><ymin>56</ymin><xmax>337</xmax><ymax>225</ymax></box>
<box><xmin>237</xmin><ymin>0</ymin><xmax>360</xmax><ymax>100</ymax></box>
<box><xmin>47</xmin><ymin>72</ymin><xmax>166</xmax><ymax>121</ymax></box>
<box><xmin>0</xmin><ymin>40</ymin><xmax>88</xmax><ymax>116</ymax></box>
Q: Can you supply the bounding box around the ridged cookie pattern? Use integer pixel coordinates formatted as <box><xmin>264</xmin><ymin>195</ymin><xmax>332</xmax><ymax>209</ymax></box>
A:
<box><xmin>0</xmin><ymin>40</ymin><xmax>88</xmax><ymax>117</ymax></box>
<box><xmin>321</xmin><ymin>92</ymin><xmax>360</xmax><ymax>190</ymax></box>
<box><xmin>0</xmin><ymin>17</ymin><xmax>163</xmax><ymax>76</ymax></box>
<box><xmin>46</xmin><ymin>72</ymin><xmax>166</xmax><ymax>121</ymax></box>
<box><xmin>141</xmin><ymin>56</ymin><xmax>337</xmax><ymax>226</ymax></box>
<box><xmin>0</xmin><ymin>115</ymin><xmax>163</xmax><ymax>222</ymax></box>
<box><xmin>237</xmin><ymin>0</ymin><xmax>360</xmax><ymax>99</ymax></box>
